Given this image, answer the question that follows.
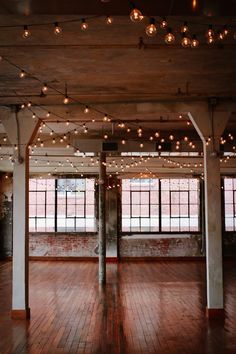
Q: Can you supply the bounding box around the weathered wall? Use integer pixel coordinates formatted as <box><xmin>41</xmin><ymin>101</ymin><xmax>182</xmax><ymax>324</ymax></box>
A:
<box><xmin>29</xmin><ymin>233</ymin><xmax>98</xmax><ymax>257</ymax></box>
<box><xmin>0</xmin><ymin>174</ymin><xmax>13</xmax><ymax>259</ymax></box>
<box><xmin>119</xmin><ymin>234</ymin><xmax>203</xmax><ymax>258</ymax></box>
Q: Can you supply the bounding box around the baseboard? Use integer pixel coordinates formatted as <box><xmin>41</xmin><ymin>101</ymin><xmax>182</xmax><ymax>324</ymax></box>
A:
<box><xmin>11</xmin><ymin>308</ymin><xmax>30</xmax><ymax>320</ymax></box>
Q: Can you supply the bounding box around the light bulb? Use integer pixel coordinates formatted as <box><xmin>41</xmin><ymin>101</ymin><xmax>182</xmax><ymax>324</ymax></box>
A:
<box><xmin>84</xmin><ymin>105</ymin><xmax>89</xmax><ymax>114</ymax></box>
<box><xmin>121</xmin><ymin>139</ymin><xmax>126</xmax><ymax>145</ymax></box>
<box><xmin>81</xmin><ymin>19</ymin><xmax>88</xmax><ymax>31</ymax></box>
<box><xmin>165</xmin><ymin>28</ymin><xmax>175</xmax><ymax>44</ymax></box>
<box><xmin>130</xmin><ymin>6</ymin><xmax>143</xmax><ymax>22</ymax></box>
<box><xmin>106</xmin><ymin>16</ymin><xmax>113</xmax><ymax>25</ymax></box>
<box><xmin>181</xmin><ymin>21</ymin><xmax>189</xmax><ymax>33</ymax></box>
<box><xmin>63</xmin><ymin>95</ymin><xmax>69</xmax><ymax>104</ymax></box>
<box><xmin>191</xmin><ymin>35</ymin><xmax>199</xmax><ymax>48</ymax></box>
<box><xmin>207</xmin><ymin>36</ymin><xmax>214</xmax><ymax>44</ymax></box>
<box><xmin>103</xmin><ymin>114</ymin><xmax>108</xmax><ymax>121</ymax></box>
<box><xmin>54</xmin><ymin>22</ymin><xmax>62</xmax><ymax>35</ymax></box>
<box><xmin>23</xmin><ymin>25</ymin><xmax>31</xmax><ymax>38</ymax></box>
<box><xmin>217</xmin><ymin>31</ymin><xmax>224</xmax><ymax>40</ymax></box>
<box><xmin>32</xmin><ymin>113</ymin><xmax>36</xmax><ymax>119</ymax></box>
<box><xmin>223</xmin><ymin>25</ymin><xmax>229</xmax><ymax>37</ymax></box>
<box><xmin>160</xmin><ymin>17</ymin><xmax>168</xmax><ymax>29</ymax></box>
<box><xmin>181</xmin><ymin>34</ymin><xmax>191</xmax><ymax>48</ymax></box>
<box><xmin>169</xmin><ymin>134</ymin><xmax>174</xmax><ymax>140</ymax></box>
<box><xmin>146</xmin><ymin>18</ymin><xmax>157</xmax><ymax>37</ymax></box>
<box><xmin>140</xmin><ymin>143</ymin><xmax>144</xmax><ymax>148</ymax></box>
<box><xmin>19</xmin><ymin>70</ymin><xmax>26</xmax><ymax>78</ymax></box>
<box><xmin>206</xmin><ymin>25</ymin><xmax>214</xmax><ymax>38</ymax></box>
<box><xmin>104</xmin><ymin>134</ymin><xmax>108</xmax><ymax>139</ymax></box>
<box><xmin>42</xmin><ymin>83</ymin><xmax>48</xmax><ymax>92</ymax></box>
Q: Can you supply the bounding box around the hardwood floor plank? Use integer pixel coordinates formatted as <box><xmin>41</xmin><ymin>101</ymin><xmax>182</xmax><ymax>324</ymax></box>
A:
<box><xmin>0</xmin><ymin>260</ymin><xmax>236</xmax><ymax>353</ymax></box>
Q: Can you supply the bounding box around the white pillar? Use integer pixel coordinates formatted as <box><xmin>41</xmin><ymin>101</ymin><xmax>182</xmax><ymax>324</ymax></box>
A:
<box><xmin>204</xmin><ymin>141</ymin><xmax>224</xmax><ymax>316</ymax></box>
<box><xmin>1</xmin><ymin>107</ymin><xmax>39</xmax><ymax>319</ymax></box>
<box><xmin>188</xmin><ymin>105</ymin><xmax>231</xmax><ymax>318</ymax></box>
<box><xmin>12</xmin><ymin>149</ymin><xmax>30</xmax><ymax>318</ymax></box>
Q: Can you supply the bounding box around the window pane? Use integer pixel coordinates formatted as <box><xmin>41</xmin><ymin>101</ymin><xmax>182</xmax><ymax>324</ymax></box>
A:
<box><xmin>37</xmin><ymin>205</ymin><xmax>45</xmax><ymax>217</ymax></box>
<box><xmin>141</xmin><ymin>192</ymin><xmax>149</xmax><ymax>204</ymax></box>
<box><xmin>122</xmin><ymin>191</ymin><xmax>130</xmax><ymax>204</ymax></box>
<box><xmin>67</xmin><ymin>204</ymin><xmax>76</xmax><ymax>217</ymax></box>
<box><xmin>141</xmin><ymin>205</ymin><xmax>149</xmax><ymax>217</ymax></box>
<box><xmin>29</xmin><ymin>204</ymin><xmax>36</xmax><ymax>217</ymax></box>
<box><xmin>57</xmin><ymin>204</ymin><xmax>66</xmax><ymax>217</ymax></box>
<box><xmin>132</xmin><ymin>192</ymin><xmax>140</xmax><ymax>204</ymax></box>
<box><xmin>29</xmin><ymin>192</ymin><xmax>36</xmax><ymax>204</ymax></box>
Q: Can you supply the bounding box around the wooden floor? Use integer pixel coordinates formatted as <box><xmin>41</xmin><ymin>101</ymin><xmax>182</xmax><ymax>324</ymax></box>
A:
<box><xmin>0</xmin><ymin>261</ymin><xmax>236</xmax><ymax>354</ymax></box>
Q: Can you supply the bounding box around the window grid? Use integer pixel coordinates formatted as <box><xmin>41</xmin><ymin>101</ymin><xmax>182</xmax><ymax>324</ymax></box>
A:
<box><xmin>121</xmin><ymin>178</ymin><xmax>200</xmax><ymax>233</ymax></box>
<box><xmin>29</xmin><ymin>178</ymin><xmax>96</xmax><ymax>232</ymax></box>
<box><xmin>122</xmin><ymin>179</ymin><xmax>159</xmax><ymax>232</ymax></box>
<box><xmin>161</xmin><ymin>179</ymin><xmax>200</xmax><ymax>232</ymax></box>
<box><xmin>224</xmin><ymin>178</ymin><xmax>236</xmax><ymax>231</ymax></box>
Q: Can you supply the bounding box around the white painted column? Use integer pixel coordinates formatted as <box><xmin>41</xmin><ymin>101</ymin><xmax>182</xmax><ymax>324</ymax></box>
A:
<box><xmin>1</xmin><ymin>107</ymin><xmax>39</xmax><ymax>319</ymax></box>
<box><xmin>12</xmin><ymin>148</ymin><xmax>30</xmax><ymax>318</ymax></box>
<box><xmin>188</xmin><ymin>104</ymin><xmax>231</xmax><ymax>318</ymax></box>
<box><xmin>203</xmin><ymin>141</ymin><xmax>224</xmax><ymax>316</ymax></box>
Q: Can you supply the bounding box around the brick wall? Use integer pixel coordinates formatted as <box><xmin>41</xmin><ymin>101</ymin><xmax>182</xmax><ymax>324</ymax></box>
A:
<box><xmin>29</xmin><ymin>233</ymin><xmax>98</xmax><ymax>257</ymax></box>
<box><xmin>119</xmin><ymin>234</ymin><xmax>203</xmax><ymax>258</ymax></box>
<box><xmin>28</xmin><ymin>233</ymin><xmax>203</xmax><ymax>258</ymax></box>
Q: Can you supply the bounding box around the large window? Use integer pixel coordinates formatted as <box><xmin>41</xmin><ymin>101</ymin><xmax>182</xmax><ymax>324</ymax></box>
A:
<box><xmin>161</xmin><ymin>179</ymin><xmax>200</xmax><ymax>232</ymax></box>
<box><xmin>29</xmin><ymin>178</ymin><xmax>96</xmax><ymax>232</ymax></box>
<box><xmin>29</xmin><ymin>179</ymin><xmax>55</xmax><ymax>232</ymax></box>
<box><xmin>121</xmin><ymin>178</ymin><xmax>200</xmax><ymax>233</ymax></box>
<box><xmin>122</xmin><ymin>179</ymin><xmax>159</xmax><ymax>232</ymax></box>
<box><xmin>224</xmin><ymin>178</ymin><xmax>236</xmax><ymax>231</ymax></box>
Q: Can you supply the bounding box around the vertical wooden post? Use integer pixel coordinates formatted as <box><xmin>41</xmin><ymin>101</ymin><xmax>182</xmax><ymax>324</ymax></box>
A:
<box><xmin>99</xmin><ymin>152</ymin><xmax>106</xmax><ymax>284</ymax></box>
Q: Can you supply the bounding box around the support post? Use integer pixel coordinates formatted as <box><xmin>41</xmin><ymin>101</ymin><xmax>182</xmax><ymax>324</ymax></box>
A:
<box><xmin>1</xmin><ymin>107</ymin><xmax>39</xmax><ymax>319</ymax></box>
<box><xmin>203</xmin><ymin>140</ymin><xmax>224</xmax><ymax>318</ymax></box>
<box><xmin>98</xmin><ymin>152</ymin><xmax>106</xmax><ymax>284</ymax></box>
<box><xmin>12</xmin><ymin>147</ymin><xmax>31</xmax><ymax>319</ymax></box>
<box><xmin>188</xmin><ymin>103</ymin><xmax>231</xmax><ymax>318</ymax></box>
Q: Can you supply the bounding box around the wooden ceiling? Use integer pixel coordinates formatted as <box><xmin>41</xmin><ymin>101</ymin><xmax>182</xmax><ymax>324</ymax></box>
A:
<box><xmin>0</xmin><ymin>0</ymin><xmax>235</xmax><ymax>174</ymax></box>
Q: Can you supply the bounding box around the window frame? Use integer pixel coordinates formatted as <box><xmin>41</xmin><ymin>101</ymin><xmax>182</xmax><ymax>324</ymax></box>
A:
<box><xmin>29</xmin><ymin>177</ymin><xmax>97</xmax><ymax>233</ymax></box>
<box><xmin>222</xmin><ymin>177</ymin><xmax>236</xmax><ymax>233</ymax></box>
<box><xmin>120</xmin><ymin>177</ymin><xmax>202</xmax><ymax>235</ymax></box>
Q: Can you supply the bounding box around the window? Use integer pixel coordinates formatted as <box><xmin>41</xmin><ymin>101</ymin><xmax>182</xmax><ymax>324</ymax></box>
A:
<box><xmin>122</xmin><ymin>179</ymin><xmax>159</xmax><ymax>232</ymax></box>
<box><xmin>57</xmin><ymin>178</ymin><xmax>95</xmax><ymax>232</ymax></box>
<box><xmin>29</xmin><ymin>178</ymin><xmax>96</xmax><ymax>232</ymax></box>
<box><xmin>29</xmin><ymin>179</ymin><xmax>55</xmax><ymax>232</ymax></box>
<box><xmin>224</xmin><ymin>178</ymin><xmax>236</xmax><ymax>231</ymax></box>
<box><xmin>161</xmin><ymin>179</ymin><xmax>200</xmax><ymax>232</ymax></box>
<box><xmin>121</xmin><ymin>178</ymin><xmax>200</xmax><ymax>233</ymax></box>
